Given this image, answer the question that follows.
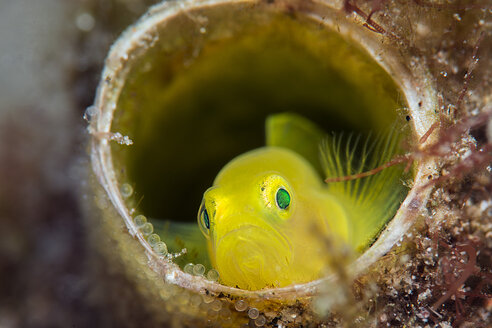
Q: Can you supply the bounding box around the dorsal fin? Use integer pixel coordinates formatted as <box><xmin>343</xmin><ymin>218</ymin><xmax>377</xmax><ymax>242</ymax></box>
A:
<box><xmin>266</xmin><ymin>112</ymin><xmax>325</xmax><ymax>176</ymax></box>
<box><xmin>320</xmin><ymin>128</ymin><xmax>408</xmax><ymax>251</ymax></box>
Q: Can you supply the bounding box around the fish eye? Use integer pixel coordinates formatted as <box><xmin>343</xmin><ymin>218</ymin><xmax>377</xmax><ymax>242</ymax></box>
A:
<box><xmin>202</xmin><ymin>209</ymin><xmax>210</xmax><ymax>229</ymax></box>
<box><xmin>275</xmin><ymin>188</ymin><xmax>291</xmax><ymax>210</ymax></box>
<box><xmin>198</xmin><ymin>202</ymin><xmax>211</xmax><ymax>237</ymax></box>
<box><xmin>261</xmin><ymin>175</ymin><xmax>293</xmax><ymax>216</ymax></box>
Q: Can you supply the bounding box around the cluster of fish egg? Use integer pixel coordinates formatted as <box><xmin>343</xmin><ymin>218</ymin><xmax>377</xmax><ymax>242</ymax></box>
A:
<box><xmin>139</xmin><ymin>255</ymin><xmax>267</xmax><ymax>326</ymax></box>
<box><xmin>183</xmin><ymin>263</ymin><xmax>219</xmax><ymax>282</ymax></box>
<box><xmin>120</xmin><ymin>182</ymin><xmax>222</xmax><ymax>278</ymax></box>
<box><xmin>119</xmin><ymin>182</ymin><xmax>279</xmax><ymax>326</ymax></box>
<box><xmin>157</xmin><ymin>282</ymin><xmax>269</xmax><ymax>327</ymax></box>
<box><xmin>119</xmin><ymin>183</ymin><xmax>168</xmax><ymax>256</ymax></box>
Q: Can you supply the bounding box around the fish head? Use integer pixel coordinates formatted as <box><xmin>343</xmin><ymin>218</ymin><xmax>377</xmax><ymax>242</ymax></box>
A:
<box><xmin>198</xmin><ymin>147</ymin><xmax>341</xmax><ymax>290</ymax></box>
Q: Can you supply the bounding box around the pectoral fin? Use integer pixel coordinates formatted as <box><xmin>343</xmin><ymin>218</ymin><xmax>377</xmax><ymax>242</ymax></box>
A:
<box><xmin>320</xmin><ymin>128</ymin><xmax>408</xmax><ymax>251</ymax></box>
<box><xmin>151</xmin><ymin>219</ymin><xmax>211</xmax><ymax>268</ymax></box>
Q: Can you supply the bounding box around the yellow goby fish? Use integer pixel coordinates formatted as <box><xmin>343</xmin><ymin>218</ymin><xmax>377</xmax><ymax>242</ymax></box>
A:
<box><xmin>198</xmin><ymin>113</ymin><xmax>407</xmax><ymax>290</ymax></box>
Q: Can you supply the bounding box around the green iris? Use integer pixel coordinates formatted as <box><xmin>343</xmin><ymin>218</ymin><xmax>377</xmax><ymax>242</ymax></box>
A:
<box><xmin>276</xmin><ymin>188</ymin><xmax>291</xmax><ymax>210</ymax></box>
<box><xmin>202</xmin><ymin>208</ymin><xmax>210</xmax><ymax>230</ymax></box>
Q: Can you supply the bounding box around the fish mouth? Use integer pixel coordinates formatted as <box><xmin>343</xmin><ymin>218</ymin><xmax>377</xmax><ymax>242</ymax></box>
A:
<box><xmin>214</xmin><ymin>224</ymin><xmax>293</xmax><ymax>290</ymax></box>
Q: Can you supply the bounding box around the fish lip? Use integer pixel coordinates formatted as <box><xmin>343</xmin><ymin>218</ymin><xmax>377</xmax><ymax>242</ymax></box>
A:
<box><xmin>214</xmin><ymin>223</ymin><xmax>294</xmax><ymax>289</ymax></box>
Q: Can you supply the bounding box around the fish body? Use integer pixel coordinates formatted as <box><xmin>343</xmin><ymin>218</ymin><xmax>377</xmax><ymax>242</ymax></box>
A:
<box><xmin>198</xmin><ymin>113</ymin><xmax>407</xmax><ymax>290</ymax></box>
<box><xmin>199</xmin><ymin>147</ymin><xmax>349</xmax><ymax>289</ymax></box>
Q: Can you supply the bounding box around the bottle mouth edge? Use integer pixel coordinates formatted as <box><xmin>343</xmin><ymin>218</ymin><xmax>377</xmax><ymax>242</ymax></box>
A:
<box><xmin>88</xmin><ymin>0</ymin><xmax>440</xmax><ymax>300</ymax></box>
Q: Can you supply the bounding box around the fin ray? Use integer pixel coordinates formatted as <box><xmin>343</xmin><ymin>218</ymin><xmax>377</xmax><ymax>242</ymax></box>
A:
<box><xmin>320</xmin><ymin>127</ymin><xmax>408</xmax><ymax>251</ymax></box>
